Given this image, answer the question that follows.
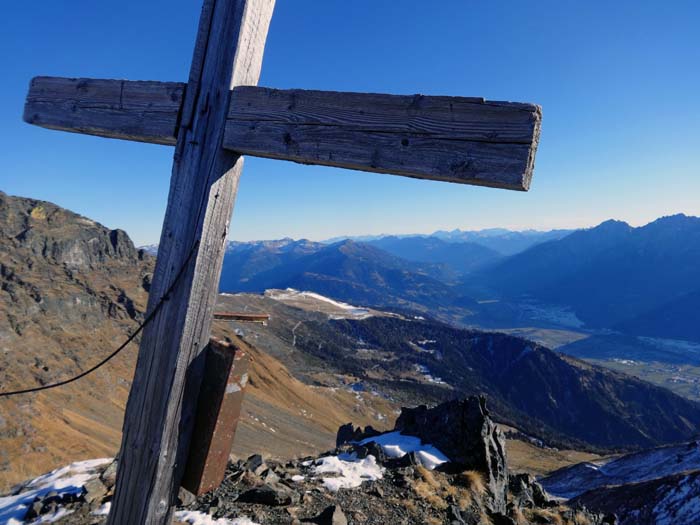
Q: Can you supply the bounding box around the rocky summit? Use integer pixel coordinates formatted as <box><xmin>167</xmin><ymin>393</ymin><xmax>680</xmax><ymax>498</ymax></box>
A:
<box><xmin>1</xmin><ymin>397</ymin><xmax>614</xmax><ymax>525</ymax></box>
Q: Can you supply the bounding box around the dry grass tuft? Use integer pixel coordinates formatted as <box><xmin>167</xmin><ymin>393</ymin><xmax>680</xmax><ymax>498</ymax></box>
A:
<box><xmin>459</xmin><ymin>469</ymin><xmax>487</xmax><ymax>496</ymax></box>
<box><xmin>573</xmin><ymin>512</ymin><xmax>592</xmax><ymax>525</ymax></box>
<box><xmin>426</xmin><ymin>517</ymin><xmax>442</xmax><ymax>525</ymax></box>
<box><xmin>416</xmin><ymin>465</ymin><xmax>441</xmax><ymax>489</ymax></box>
<box><xmin>457</xmin><ymin>490</ymin><xmax>473</xmax><ymax>510</ymax></box>
<box><xmin>413</xmin><ymin>479</ymin><xmax>448</xmax><ymax>509</ymax></box>
<box><xmin>526</xmin><ymin>508</ymin><xmax>564</xmax><ymax>525</ymax></box>
<box><xmin>444</xmin><ymin>484</ymin><xmax>458</xmax><ymax>497</ymax></box>
<box><xmin>403</xmin><ymin>499</ymin><xmax>418</xmax><ymax>514</ymax></box>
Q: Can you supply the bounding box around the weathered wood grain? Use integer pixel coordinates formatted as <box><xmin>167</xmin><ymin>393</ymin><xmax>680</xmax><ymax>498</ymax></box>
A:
<box><xmin>23</xmin><ymin>76</ymin><xmax>185</xmax><ymax>145</ymax></box>
<box><xmin>226</xmin><ymin>87</ymin><xmax>542</xmax><ymax>190</ymax></box>
<box><xmin>23</xmin><ymin>79</ymin><xmax>541</xmax><ymax>190</ymax></box>
<box><xmin>106</xmin><ymin>0</ymin><xmax>275</xmax><ymax>524</ymax></box>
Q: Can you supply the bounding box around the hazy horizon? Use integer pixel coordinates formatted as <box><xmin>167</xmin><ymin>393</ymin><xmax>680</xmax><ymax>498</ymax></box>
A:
<box><xmin>128</xmin><ymin>211</ymin><xmax>695</xmax><ymax>247</ymax></box>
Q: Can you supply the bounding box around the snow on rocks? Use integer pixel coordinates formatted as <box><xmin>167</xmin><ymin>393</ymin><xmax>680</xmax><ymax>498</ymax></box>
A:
<box><xmin>174</xmin><ymin>510</ymin><xmax>260</xmax><ymax>525</ymax></box>
<box><xmin>413</xmin><ymin>364</ymin><xmax>446</xmax><ymax>385</ymax></box>
<box><xmin>310</xmin><ymin>454</ymin><xmax>384</xmax><ymax>491</ymax></box>
<box><xmin>359</xmin><ymin>431</ymin><xmax>449</xmax><ymax>470</ymax></box>
<box><xmin>0</xmin><ymin>458</ymin><xmax>111</xmax><ymax>524</ymax></box>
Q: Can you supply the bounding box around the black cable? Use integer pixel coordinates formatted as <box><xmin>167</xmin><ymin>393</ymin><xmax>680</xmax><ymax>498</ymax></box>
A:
<box><xmin>0</xmin><ymin>240</ymin><xmax>200</xmax><ymax>398</ymax></box>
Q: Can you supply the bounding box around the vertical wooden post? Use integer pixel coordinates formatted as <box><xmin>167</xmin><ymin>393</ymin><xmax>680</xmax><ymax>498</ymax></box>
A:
<box><xmin>107</xmin><ymin>1</ymin><xmax>275</xmax><ymax>523</ymax></box>
<box><xmin>181</xmin><ymin>338</ymin><xmax>250</xmax><ymax>496</ymax></box>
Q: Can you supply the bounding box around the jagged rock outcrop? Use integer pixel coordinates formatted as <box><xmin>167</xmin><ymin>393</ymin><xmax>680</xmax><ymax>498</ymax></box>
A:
<box><xmin>394</xmin><ymin>395</ymin><xmax>508</xmax><ymax>513</ymax></box>
<box><xmin>335</xmin><ymin>423</ymin><xmax>380</xmax><ymax>448</ymax></box>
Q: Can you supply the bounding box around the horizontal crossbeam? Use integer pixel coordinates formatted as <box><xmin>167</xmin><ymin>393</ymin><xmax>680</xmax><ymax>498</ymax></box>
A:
<box><xmin>24</xmin><ymin>76</ymin><xmax>185</xmax><ymax>145</ymax></box>
<box><xmin>24</xmin><ymin>76</ymin><xmax>541</xmax><ymax>190</ymax></box>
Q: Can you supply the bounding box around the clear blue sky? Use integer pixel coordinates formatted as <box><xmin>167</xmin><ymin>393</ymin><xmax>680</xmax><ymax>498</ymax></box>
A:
<box><xmin>2</xmin><ymin>1</ymin><xmax>699</xmax><ymax>245</ymax></box>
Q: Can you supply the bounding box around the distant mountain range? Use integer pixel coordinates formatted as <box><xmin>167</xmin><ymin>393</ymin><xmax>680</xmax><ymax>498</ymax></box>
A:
<box><xmin>323</xmin><ymin>227</ymin><xmax>573</xmax><ymax>256</ymax></box>
<box><xmin>195</xmin><ymin>214</ymin><xmax>700</xmax><ymax>347</ymax></box>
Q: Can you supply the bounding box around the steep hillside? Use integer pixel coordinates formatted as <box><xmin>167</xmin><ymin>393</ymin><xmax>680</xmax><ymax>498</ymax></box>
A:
<box><xmin>218</xmin><ymin>238</ymin><xmax>322</xmax><ymax>292</ymax></box>
<box><xmin>220</xmin><ymin>293</ymin><xmax>700</xmax><ymax>451</ymax></box>
<box><xmin>470</xmin><ymin>215</ymin><xmax>700</xmax><ymax>336</ymax></box>
<box><xmin>616</xmin><ymin>288</ymin><xmax>700</xmax><ymax>342</ymax></box>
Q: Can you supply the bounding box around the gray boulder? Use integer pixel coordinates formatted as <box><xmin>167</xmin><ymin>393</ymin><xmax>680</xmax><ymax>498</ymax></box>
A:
<box><xmin>394</xmin><ymin>395</ymin><xmax>508</xmax><ymax>513</ymax></box>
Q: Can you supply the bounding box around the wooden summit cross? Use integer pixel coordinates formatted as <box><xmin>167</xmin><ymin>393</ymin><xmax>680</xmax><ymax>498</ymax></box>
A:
<box><xmin>22</xmin><ymin>1</ymin><xmax>541</xmax><ymax>523</ymax></box>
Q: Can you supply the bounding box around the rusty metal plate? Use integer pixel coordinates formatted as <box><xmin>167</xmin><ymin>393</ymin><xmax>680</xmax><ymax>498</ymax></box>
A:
<box><xmin>181</xmin><ymin>337</ymin><xmax>250</xmax><ymax>496</ymax></box>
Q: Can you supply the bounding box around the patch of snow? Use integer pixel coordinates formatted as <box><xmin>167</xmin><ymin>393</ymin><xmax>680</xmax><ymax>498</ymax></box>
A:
<box><xmin>311</xmin><ymin>454</ymin><xmax>383</xmax><ymax>491</ymax></box>
<box><xmin>0</xmin><ymin>458</ymin><xmax>111</xmax><ymax>525</ymax></box>
<box><xmin>359</xmin><ymin>431</ymin><xmax>449</xmax><ymax>470</ymax></box>
<box><xmin>291</xmin><ymin>475</ymin><xmax>305</xmax><ymax>482</ymax></box>
<box><xmin>92</xmin><ymin>502</ymin><xmax>111</xmax><ymax>516</ymax></box>
<box><xmin>266</xmin><ymin>289</ymin><xmax>372</xmax><ymax>319</ymax></box>
<box><xmin>174</xmin><ymin>510</ymin><xmax>260</xmax><ymax>525</ymax></box>
<box><xmin>414</xmin><ymin>364</ymin><xmax>446</xmax><ymax>385</ymax></box>
<box><xmin>410</xmin><ymin>341</ymin><xmax>436</xmax><ymax>355</ymax></box>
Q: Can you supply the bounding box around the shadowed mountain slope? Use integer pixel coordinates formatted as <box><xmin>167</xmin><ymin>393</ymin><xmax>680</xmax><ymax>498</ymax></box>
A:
<box><xmin>469</xmin><ymin>215</ymin><xmax>700</xmax><ymax>335</ymax></box>
<box><xmin>220</xmin><ymin>239</ymin><xmax>463</xmax><ymax>312</ymax></box>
